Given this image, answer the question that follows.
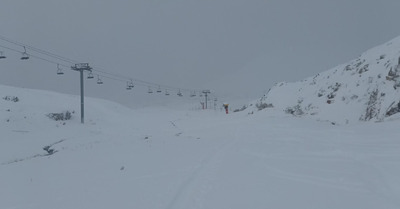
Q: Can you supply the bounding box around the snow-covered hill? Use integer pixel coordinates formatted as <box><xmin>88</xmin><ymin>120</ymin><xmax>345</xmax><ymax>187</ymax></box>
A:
<box><xmin>248</xmin><ymin>36</ymin><xmax>400</xmax><ymax>124</ymax></box>
<box><xmin>1</xmin><ymin>83</ymin><xmax>400</xmax><ymax>209</ymax></box>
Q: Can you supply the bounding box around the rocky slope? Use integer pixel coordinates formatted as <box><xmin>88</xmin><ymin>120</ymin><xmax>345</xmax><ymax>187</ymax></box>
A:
<box><xmin>248</xmin><ymin>36</ymin><xmax>400</xmax><ymax>124</ymax></box>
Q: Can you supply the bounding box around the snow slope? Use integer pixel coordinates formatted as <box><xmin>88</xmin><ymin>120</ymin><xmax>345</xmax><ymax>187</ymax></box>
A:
<box><xmin>1</xmin><ymin>83</ymin><xmax>400</xmax><ymax>209</ymax></box>
<box><xmin>248</xmin><ymin>36</ymin><xmax>400</xmax><ymax>124</ymax></box>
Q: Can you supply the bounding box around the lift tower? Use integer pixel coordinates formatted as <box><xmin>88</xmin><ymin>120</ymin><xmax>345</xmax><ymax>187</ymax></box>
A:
<box><xmin>71</xmin><ymin>63</ymin><xmax>92</xmax><ymax>124</ymax></box>
<box><xmin>202</xmin><ymin>90</ymin><xmax>211</xmax><ymax>109</ymax></box>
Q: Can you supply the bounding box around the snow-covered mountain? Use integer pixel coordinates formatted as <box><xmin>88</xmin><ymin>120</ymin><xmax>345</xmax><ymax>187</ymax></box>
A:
<box><xmin>248</xmin><ymin>36</ymin><xmax>400</xmax><ymax>124</ymax></box>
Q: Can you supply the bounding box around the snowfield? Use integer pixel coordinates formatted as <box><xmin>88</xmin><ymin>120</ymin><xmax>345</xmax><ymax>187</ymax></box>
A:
<box><xmin>1</xmin><ymin>84</ymin><xmax>400</xmax><ymax>209</ymax></box>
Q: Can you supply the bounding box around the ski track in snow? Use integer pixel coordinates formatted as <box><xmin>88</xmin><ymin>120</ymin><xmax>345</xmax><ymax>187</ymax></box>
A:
<box><xmin>239</xmin><ymin>135</ymin><xmax>400</xmax><ymax>208</ymax></box>
<box><xmin>165</xmin><ymin>131</ymin><xmax>239</xmax><ymax>209</ymax></box>
<box><xmin>1</xmin><ymin>139</ymin><xmax>67</xmax><ymax>165</ymax></box>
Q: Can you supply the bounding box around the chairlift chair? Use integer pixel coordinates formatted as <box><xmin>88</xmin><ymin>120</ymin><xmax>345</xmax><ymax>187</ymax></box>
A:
<box><xmin>148</xmin><ymin>87</ymin><xmax>153</xmax><ymax>94</ymax></box>
<box><xmin>156</xmin><ymin>86</ymin><xmax>162</xmax><ymax>93</ymax></box>
<box><xmin>0</xmin><ymin>51</ymin><xmax>6</xmax><ymax>59</ymax></box>
<box><xmin>87</xmin><ymin>72</ymin><xmax>94</xmax><ymax>79</ymax></box>
<box><xmin>177</xmin><ymin>90</ymin><xmax>183</xmax><ymax>97</ymax></box>
<box><xmin>20</xmin><ymin>46</ymin><xmax>29</xmax><ymax>60</ymax></box>
<box><xmin>56</xmin><ymin>64</ymin><xmax>64</xmax><ymax>75</ymax></box>
<box><xmin>126</xmin><ymin>80</ymin><xmax>134</xmax><ymax>90</ymax></box>
<box><xmin>190</xmin><ymin>91</ymin><xmax>196</xmax><ymax>97</ymax></box>
<box><xmin>97</xmin><ymin>76</ymin><xmax>103</xmax><ymax>84</ymax></box>
<box><xmin>128</xmin><ymin>80</ymin><xmax>134</xmax><ymax>89</ymax></box>
<box><xmin>165</xmin><ymin>90</ymin><xmax>170</xmax><ymax>96</ymax></box>
<box><xmin>126</xmin><ymin>82</ymin><xmax>132</xmax><ymax>90</ymax></box>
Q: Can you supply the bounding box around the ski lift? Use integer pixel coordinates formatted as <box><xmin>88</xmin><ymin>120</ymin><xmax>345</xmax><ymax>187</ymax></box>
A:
<box><xmin>56</xmin><ymin>64</ymin><xmax>64</xmax><ymax>75</ymax></box>
<box><xmin>0</xmin><ymin>51</ymin><xmax>6</xmax><ymax>59</ymax></box>
<box><xmin>20</xmin><ymin>46</ymin><xmax>29</xmax><ymax>60</ymax></box>
<box><xmin>97</xmin><ymin>76</ymin><xmax>103</xmax><ymax>84</ymax></box>
<box><xmin>126</xmin><ymin>82</ymin><xmax>132</xmax><ymax>90</ymax></box>
<box><xmin>165</xmin><ymin>90</ymin><xmax>170</xmax><ymax>96</ymax></box>
<box><xmin>148</xmin><ymin>87</ymin><xmax>153</xmax><ymax>94</ymax></box>
<box><xmin>126</xmin><ymin>80</ymin><xmax>134</xmax><ymax>90</ymax></box>
<box><xmin>128</xmin><ymin>80</ymin><xmax>134</xmax><ymax>89</ymax></box>
<box><xmin>190</xmin><ymin>91</ymin><xmax>196</xmax><ymax>97</ymax></box>
<box><xmin>199</xmin><ymin>94</ymin><xmax>203</xmax><ymax>97</ymax></box>
<box><xmin>87</xmin><ymin>72</ymin><xmax>94</xmax><ymax>79</ymax></box>
<box><xmin>177</xmin><ymin>90</ymin><xmax>183</xmax><ymax>97</ymax></box>
<box><xmin>156</xmin><ymin>86</ymin><xmax>162</xmax><ymax>93</ymax></box>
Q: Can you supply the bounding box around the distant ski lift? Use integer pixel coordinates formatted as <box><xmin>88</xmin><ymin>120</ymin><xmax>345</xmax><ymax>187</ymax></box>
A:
<box><xmin>20</xmin><ymin>46</ymin><xmax>29</xmax><ymax>60</ymax></box>
<box><xmin>165</xmin><ymin>90</ymin><xmax>170</xmax><ymax>96</ymax></box>
<box><xmin>126</xmin><ymin>80</ymin><xmax>134</xmax><ymax>90</ymax></box>
<box><xmin>190</xmin><ymin>91</ymin><xmax>196</xmax><ymax>97</ymax></box>
<box><xmin>156</xmin><ymin>86</ymin><xmax>162</xmax><ymax>93</ymax></box>
<box><xmin>128</xmin><ymin>80</ymin><xmax>134</xmax><ymax>89</ymax></box>
<box><xmin>87</xmin><ymin>72</ymin><xmax>94</xmax><ymax>79</ymax></box>
<box><xmin>0</xmin><ymin>51</ymin><xmax>6</xmax><ymax>59</ymax></box>
<box><xmin>56</xmin><ymin>64</ymin><xmax>64</xmax><ymax>75</ymax></box>
<box><xmin>148</xmin><ymin>87</ymin><xmax>153</xmax><ymax>94</ymax></box>
<box><xmin>126</xmin><ymin>82</ymin><xmax>132</xmax><ymax>90</ymax></box>
<box><xmin>97</xmin><ymin>76</ymin><xmax>103</xmax><ymax>84</ymax></box>
<box><xmin>177</xmin><ymin>90</ymin><xmax>183</xmax><ymax>97</ymax></box>
<box><xmin>199</xmin><ymin>94</ymin><xmax>203</xmax><ymax>97</ymax></box>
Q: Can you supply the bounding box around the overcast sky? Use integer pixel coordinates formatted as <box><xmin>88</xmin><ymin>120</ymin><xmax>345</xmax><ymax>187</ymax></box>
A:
<box><xmin>1</xmin><ymin>0</ymin><xmax>400</xmax><ymax>107</ymax></box>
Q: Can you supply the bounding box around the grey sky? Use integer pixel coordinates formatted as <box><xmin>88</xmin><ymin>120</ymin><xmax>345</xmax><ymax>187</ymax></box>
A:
<box><xmin>1</xmin><ymin>0</ymin><xmax>400</xmax><ymax>107</ymax></box>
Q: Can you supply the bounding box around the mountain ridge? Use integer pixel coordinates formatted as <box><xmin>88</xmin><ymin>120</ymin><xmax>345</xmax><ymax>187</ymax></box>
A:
<box><xmin>247</xmin><ymin>36</ymin><xmax>400</xmax><ymax>124</ymax></box>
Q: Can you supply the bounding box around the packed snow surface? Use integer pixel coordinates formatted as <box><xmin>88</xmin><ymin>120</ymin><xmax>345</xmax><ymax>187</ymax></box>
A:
<box><xmin>1</xmin><ymin>84</ymin><xmax>400</xmax><ymax>209</ymax></box>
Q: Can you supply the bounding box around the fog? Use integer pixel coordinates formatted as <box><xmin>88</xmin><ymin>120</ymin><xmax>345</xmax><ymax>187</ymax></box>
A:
<box><xmin>1</xmin><ymin>0</ymin><xmax>400</xmax><ymax>108</ymax></box>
